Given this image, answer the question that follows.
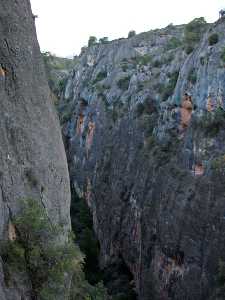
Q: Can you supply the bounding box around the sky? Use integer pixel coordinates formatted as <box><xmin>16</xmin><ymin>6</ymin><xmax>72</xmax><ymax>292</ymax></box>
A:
<box><xmin>30</xmin><ymin>0</ymin><xmax>225</xmax><ymax>58</ymax></box>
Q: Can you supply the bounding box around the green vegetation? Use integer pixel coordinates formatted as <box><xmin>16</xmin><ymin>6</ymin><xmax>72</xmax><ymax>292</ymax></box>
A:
<box><xmin>161</xmin><ymin>71</ymin><xmax>179</xmax><ymax>101</ymax></box>
<box><xmin>42</xmin><ymin>52</ymin><xmax>75</xmax><ymax>97</ymax></box>
<box><xmin>188</xmin><ymin>68</ymin><xmax>197</xmax><ymax>84</ymax></box>
<box><xmin>184</xmin><ymin>17</ymin><xmax>207</xmax><ymax>54</ymax></box>
<box><xmin>70</xmin><ymin>191</ymin><xmax>102</xmax><ymax>285</ymax></box>
<box><xmin>134</xmin><ymin>54</ymin><xmax>152</xmax><ymax>66</ymax></box>
<box><xmin>217</xmin><ymin>260</ymin><xmax>225</xmax><ymax>298</ymax></box>
<box><xmin>165</xmin><ymin>37</ymin><xmax>182</xmax><ymax>50</ymax></box>
<box><xmin>1</xmin><ymin>198</ymin><xmax>107</xmax><ymax>300</ymax></box>
<box><xmin>128</xmin><ymin>30</ymin><xmax>136</xmax><ymax>38</ymax></box>
<box><xmin>88</xmin><ymin>36</ymin><xmax>98</xmax><ymax>47</ymax></box>
<box><xmin>208</xmin><ymin>33</ymin><xmax>219</xmax><ymax>46</ymax></box>
<box><xmin>152</xmin><ymin>59</ymin><xmax>163</xmax><ymax>68</ymax></box>
<box><xmin>200</xmin><ymin>56</ymin><xmax>205</xmax><ymax>66</ymax></box>
<box><xmin>195</xmin><ymin>108</ymin><xmax>225</xmax><ymax>136</ymax></box>
<box><xmin>211</xmin><ymin>155</ymin><xmax>225</xmax><ymax>173</ymax></box>
<box><xmin>135</xmin><ymin>98</ymin><xmax>156</xmax><ymax>118</ymax></box>
<box><xmin>117</xmin><ymin>76</ymin><xmax>131</xmax><ymax>91</ymax></box>
<box><xmin>99</xmin><ymin>37</ymin><xmax>109</xmax><ymax>44</ymax></box>
<box><xmin>93</xmin><ymin>71</ymin><xmax>108</xmax><ymax>84</ymax></box>
<box><xmin>221</xmin><ymin>48</ymin><xmax>225</xmax><ymax>63</ymax></box>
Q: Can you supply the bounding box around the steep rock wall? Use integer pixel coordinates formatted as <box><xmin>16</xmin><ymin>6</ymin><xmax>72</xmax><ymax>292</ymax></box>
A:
<box><xmin>60</xmin><ymin>18</ymin><xmax>225</xmax><ymax>299</ymax></box>
<box><xmin>0</xmin><ymin>1</ymin><xmax>70</xmax><ymax>299</ymax></box>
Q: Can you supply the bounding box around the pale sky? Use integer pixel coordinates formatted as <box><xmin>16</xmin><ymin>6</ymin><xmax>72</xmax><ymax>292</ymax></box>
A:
<box><xmin>30</xmin><ymin>0</ymin><xmax>225</xmax><ymax>57</ymax></box>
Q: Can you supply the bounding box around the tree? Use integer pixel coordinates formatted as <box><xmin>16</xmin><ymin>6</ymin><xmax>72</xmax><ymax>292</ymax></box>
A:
<box><xmin>99</xmin><ymin>37</ymin><xmax>109</xmax><ymax>44</ymax></box>
<box><xmin>128</xmin><ymin>30</ymin><xmax>136</xmax><ymax>38</ymax></box>
<box><xmin>88</xmin><ymin>36</ymin><xmax>97</xmax><ymax>47</ymax></box>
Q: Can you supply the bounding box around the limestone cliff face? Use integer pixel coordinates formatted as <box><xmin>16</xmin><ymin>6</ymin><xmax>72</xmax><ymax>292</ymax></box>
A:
<box><xmin>0</xmin><ymin>1</ymin><xmax>70</xmax><ymax>299</ymax></box>
<box><xmin>60</xmin><ymin>17</ymin><xmax>225</xmax><ymax>299</ymax></box>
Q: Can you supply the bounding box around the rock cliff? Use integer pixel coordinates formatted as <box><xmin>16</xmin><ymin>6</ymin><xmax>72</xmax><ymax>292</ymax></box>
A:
<box><xmin>0</xmin><ymin>1</ymin><xmax>71</xmax><ymax>299</ymax></box>
<box><xmin>60</xmin><ymin>17</ymin><xmax>225</xmax><ymax>299</ymax></box>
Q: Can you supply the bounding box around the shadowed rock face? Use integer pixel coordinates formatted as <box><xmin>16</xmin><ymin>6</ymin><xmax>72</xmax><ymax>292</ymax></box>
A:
<box><xmin>60</xmin><ymin>17</ymin><xmax>225</xmax><ymax>300</ymax></box>
<box><xmin>0</xmin><ymin>1</ymin><xmax>70</xmax><ymax>299</ymax></box>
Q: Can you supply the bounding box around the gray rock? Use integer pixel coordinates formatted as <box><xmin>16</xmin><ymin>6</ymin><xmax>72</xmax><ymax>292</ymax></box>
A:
<box><xmin>60</xmin><ymin>17</ymin><xmax>225</xmax><ymax>299</ymax></box>
<box><xmin>0</xmin><ymin>1</ymin><xmax>70</xmax><ymax>299</ymax></box>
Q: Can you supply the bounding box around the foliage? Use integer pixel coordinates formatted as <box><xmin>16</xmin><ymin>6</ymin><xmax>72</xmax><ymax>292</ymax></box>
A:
<box><xmin>93</xmin><ymin>71</ymin><xmax>108</xmax><ymax>84</ymax></box>
<box><xmin>200</xmin><ymin>56</ymin><xmax>205</xmax><ymax>66</ymax></box>
<box><xmin>128</xmin><ymin>30</ymin><xmax>136</xmax><ymax>38</ymax></box>
<box><xmin>165</xmin><ymin>37</ymin><xmax>182</xmax><ymax>50</ymax></box>
<box><xmin>188</xmin><ymin>68</ymin><xmax>197</xmax><ymax>84</ymax></box>
<box><xmin>99</xmin><ymin>37</ymin><xmax>109</xmax><ymax>44</ymax></box>
<box><xmin>161</xmin><ymin>71</ymin><xmax>179</xmax><ymax>101</ymax></box>
<box><xmin>134</xmin><ymin>54</ymin><xmax>152</xmax><ymax>66</ymax></box>
<box><xmin>185</xmin><ymin>45</ymin><xmax>194</xmax><ymax>55</ymax></box>
<box><xmin>135</xmin><ymin>98</ymin><xmax>157</xmax><ymax>118</ymax></box>
<box><xmin>195</xmin><ymin>108</ymin><xmax>225</xmax><ymax>136</ymax></box>
<box><xmin>70</xmin><ymin>191</ymin><xmax>102</xmax><ymax>285</ymax></box>
<box><xmin>152</xmin><ymin>59</ymin><xmax>163</xmax><ymax>68</ymax></box>
<box><xmin>211</xmin><ymin>155</ymin><xmax>225</xmax><ymax>174</ymax></box>
<box><xmin>221</xmin><ymin>48</ymin><xmax>225</xmax><ymax>63</ymax></box>
<box><xmin>184</xmin><ymin>17</ymin><xmax>207</xmax><ymax>54</ymax></box>
<box><xmin>208</xmin><ymin>33</ymin><xmax>219</xmax><ymax>46</ymax></box>
<box><xmin>42</xmin><ymin>52</ymin><xmax>75</xmax><ymax>98</ymax></box>
<box><xmin>217</xmin><ymin>260</ymin><xmax>225</xmax><ymax>297</ymax></box>
<box><xmin>1</xmin><ymin>198</ymin><xmax>106</xmax><ymax>299</ymax></box>
<box><xmin>88</xmin><ymin>36</ymin><xmax>98</xmax><ymax>47</ymax></box>
<box><xmin>117</xmin><ymin>76</ymin><xmax>131</xmax><ymax>91</ymax></box>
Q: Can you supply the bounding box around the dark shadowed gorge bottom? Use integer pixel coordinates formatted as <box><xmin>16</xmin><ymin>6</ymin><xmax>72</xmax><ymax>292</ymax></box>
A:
<box><xmin>70</xmin><ymin>185</ymin><xmax>137</xmax><ymax>300</ymax></box>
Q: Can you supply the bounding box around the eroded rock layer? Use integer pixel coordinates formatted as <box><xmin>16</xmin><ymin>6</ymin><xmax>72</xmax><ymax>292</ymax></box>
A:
<box><xmin>0</xmin><ymin>1</ymin><xmax>70</xmax><ymax>298</ymax></box>
<box><xmin>60</xmin><ymin>18</ymin><xmax>225</xmax><ymax>299</ymax></box>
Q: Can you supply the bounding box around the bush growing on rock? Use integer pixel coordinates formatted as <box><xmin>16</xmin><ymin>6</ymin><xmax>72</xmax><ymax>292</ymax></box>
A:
<box><xmin>88</xmin><ymin>36</ymin><xmax>97</xmax><ymax>47</ymax></box>
<box><xmin>117</xmin><ymin>76</ymin><xmax>131</xmax><ymax>91</ymax></box>
<box><xmin>208</xmin><ymin>33</ymin><xmax>219</xmax><ymax>45</ymax></box>
<box><xmin>93</xmin><ymin>71</ymin><xmax>107</xmax><ymax>84</ymax></box>
<box><xmin>188</xmin><ymin>68</ymin><xmax>197</xmax><ymax>84</ymax></box>
<box><xmin>99</xmin><ymin>37</ymin><xmax>109</xmax><ymax>44</ymax></box>
<box><xmin>0</xmin><ymin>198</ymin><xmax>107</xmax><ymax>300</ymax></box>
<box><xmin>221</xmin><ymin>48</ymin><xmax>225</xmax><ymax>63</ymax></box>
<box><xmin>195</xmin><ymin>108</ymin><xmax>225</xmax><ymax>136</ymax></box>
<box><xmin>161</xmin><ymin>71</ymin><xmax>179</xmax><ymax>101</ymax></box>
<box><xmin>165</xmin><ymin>37</ymin><xmax>182</xmax><ymax>50</ymax></box>
<box><xmin>184</xmin><ymin>17</ymin><xmax>207</xmax><ymax>53</ymax></box>
<box><xmin>217</xmin><ymin>260</ymin><xmax>225</xmax><ymax>298</ymax></box>
<box><xmin>128</xmin><ymin>30</ymin><xmax>136</xmax><ymax>38</ymax></box>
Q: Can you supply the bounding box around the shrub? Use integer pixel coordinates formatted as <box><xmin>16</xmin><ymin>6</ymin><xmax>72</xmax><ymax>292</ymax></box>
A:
<box><xmin>165</xmin><ymin>37</ymin><xmax>182</xmax><ymax>50</ymax></box>
<box><xmin>135</xmin><ymin>54</ymin><xmax>152</xmax><ymax>66</ymax></box>
<box><xmin>117</xmin><ymin>76</ymin><xmax>131</xmax><ymax>91</ymax></box>
<box><xmin>208</xmin><ymin>33</ymin><xmax>219</xmax><ymax>46</ymax></box>
<box><xmin>128</xmin><ymin>30</ymin><xmax>136</xmax><ymax>38</ymax></box>
<box><xmin>184</xmin><ymin>17</ymin><xmax>207</xmax><ymax>53</ymax></box>
<box><xmin>211</xmin><ymin>155</ymin><xmax>225</xmax><ymax>173</ymax></box>
<box><xmin>153</xmin><ymin>60</ymin><xmax>163</xmax><ymax>68</ymax></box>
<box><xmin>88</xmin><ymin>36</ymin><xmax>97</xmax><ymax>47</ymax></box>
<box><xmin>200</xmin><ymin>56</ymin><xmax>205</xmax><ymax>66</ymax></box>
<box><xmin>161</xmin><ymin>71</ymin><xmax>179</xmax><ymax>101</ymax></box>
<box><xmin>99</xmin><ymin>37</ymin><xmax>109</xmax><ymax>44</ymax></box>
<box><xmin>0</xmin><ymin>199</ymin><xmax>85</xmax><ymax>299</ymax></box>
<box><xmin>185</xmin><ymin>45</ymin><xmax>194</xmax><ymax>55</ymax></box>
<box><xmin>188</xmin><ymin>68</ymin><xmax>197</xmax><ymax>84</ymax></box>
<box><xmin>217</xmin><ymin>260</ymin><xmax>225</xmax><ymax>297</ymax></box>
<box><xmin>221</xmin><ymin>48</ymin><xmax>225</xmax><ymax>63</ymax></box>
<box><xmin>196</xmin><ymin>108</ymin><xmax>225</xmax><ymax>136</ymax></box>
<box><xmin>93</xmin><ymin>71</ymin><xmax>107</xmax><ymax>84</ymax></box>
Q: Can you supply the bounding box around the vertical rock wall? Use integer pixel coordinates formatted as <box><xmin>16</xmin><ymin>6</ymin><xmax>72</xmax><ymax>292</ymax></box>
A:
<box><xmin>0</xmin><ymin>1</ymin><xmax>71</xmax><ymax>298</ymax></box>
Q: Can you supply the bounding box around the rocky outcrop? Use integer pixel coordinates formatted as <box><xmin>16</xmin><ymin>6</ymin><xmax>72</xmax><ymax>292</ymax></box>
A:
<box><xmin>60</xmin><ymin>17</ymin><xmax>225</xmax><ymax>299</ymax></box>
<box><xmin>0</xmin><ymin>1</ymin><xmax>70</xmax><ymax>299</ymax></box>
<box><xmin>43</xmin><ymin>52</ymin><xmax>77</xmax><ymax>99</ymax></box>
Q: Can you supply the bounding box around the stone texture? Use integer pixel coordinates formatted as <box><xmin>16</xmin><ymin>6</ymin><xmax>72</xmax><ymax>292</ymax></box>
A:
<box><xmin>60</xmin><ymin>17</ymin><xmax>225</xmax><ymax>300</ymax></box>
<box><xmin>0</xmin><ymin>1</ymin><xmax>71</xmax><ymax>299</ymax></box>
